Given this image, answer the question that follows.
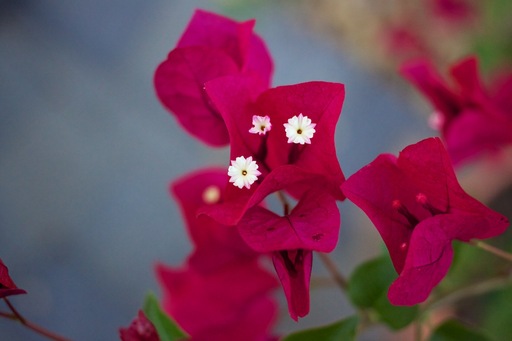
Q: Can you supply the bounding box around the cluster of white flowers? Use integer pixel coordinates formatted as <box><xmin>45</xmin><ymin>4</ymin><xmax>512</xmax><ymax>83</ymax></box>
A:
<box><xmin>230</xmin><ymin>114</ymin><xmax>316</xmax><ymax>189</ymax></box>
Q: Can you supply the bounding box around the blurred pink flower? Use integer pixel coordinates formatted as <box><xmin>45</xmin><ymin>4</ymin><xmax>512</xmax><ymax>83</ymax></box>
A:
<box><xmin>401</xmin><ymin>56</ymin><xmax>512</xmax><ymax>165</ymax></box>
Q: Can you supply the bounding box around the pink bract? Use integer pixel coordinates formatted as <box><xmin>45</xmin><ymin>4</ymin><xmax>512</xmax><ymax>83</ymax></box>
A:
<box><xmin>119</xmin><ymin>310</ymin><xmax>160</xmax><ymax>341</ymax></box>
<box><xmin>156</xmin><ymin>261</ymin><xmax>277</xmax><ymax>341</ymax></box>
<box><xmin>154</xmin><ymin>9</ymin><xmax>273</xmax><ymax>146</ymax></box>
<box><xmin>400</xmin><ymin>56</ymin><xmax>512</xmax><ymax>165</ymax></box>
<box><xmin>171</xmin><ymin>168</ymin><xmax>257</xmax><ymax>272</ymax></box>
<box><xmin>0</xmin><ymin>259</ymin><xmax>26</xmax><ymax>299</ymax></box>
<box><xmin>204</xmin><ymin>76</ymin><xmax>346</xmax><ymax>200</ymax></box>
<box><xmin>157</xmin><ymin>169</ymin><xmax>278</xmax><ymax>339</ymax></box>
<box><xmin>273</xmin><ymin>250</ymin><xmax>313</xmax><ymax>321</ymax></box>
<box><xmin>342</xmin><ymin>137</ymin><xmax>508</xmax><ymax>305</ymax></box>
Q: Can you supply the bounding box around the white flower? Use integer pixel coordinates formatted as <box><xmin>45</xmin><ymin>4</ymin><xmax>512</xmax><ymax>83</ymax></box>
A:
<box><xmin>249</xmin><ymin>115</ymin><xmax>272</xmax><ymax>135</ymax></box>
<box><xmin>283</xmin><ymin>113</ymin><xmax>316</xmax><ymax>144</ymax></box>
<box><xmin>227</xmin><ymin>156</ymin><xmax>262</xmax><ymax>189</ymax></box>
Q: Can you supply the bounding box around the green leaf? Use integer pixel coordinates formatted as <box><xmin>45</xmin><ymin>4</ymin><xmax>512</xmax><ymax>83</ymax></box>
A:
<box><xmin>429</xmin><ymin>320</ymin><xmax>491</xmax><ymax>341</ymax></box>
<box><xmin>482</xmin><ymin>284</ymin><xmax>512</xmax><ymax>341</ymax></box>
<box><xmin>348</xmin><ymin>254</ymin><xmax>418</xmax><ymax>330</ymax></box>
<box><xmin>281</xmin><ymin>316</ymin><xmax>359</xmax><ymax>341</ymax></box>
<box><xmin>348</xmin><ymin>255</ymin><xmax>395</xmax><ymax>308</ymax></box>
<box><xmin>143</xmin><ymin>292</ymin><xmax>188</xmax><ymax>341</ymax></box>
<box><xmin>373</xmin><ymin>294</ymin><xmax>418</xmax><ymax>330</ymax></box>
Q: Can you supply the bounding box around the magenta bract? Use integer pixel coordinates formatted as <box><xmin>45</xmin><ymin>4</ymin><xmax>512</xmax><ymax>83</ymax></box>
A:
<box><xmin>119</xmin><ymin>310</ymin><xmax>160</xmax><ymax>341</ymax></box>
<box><xmin>0</xmin><ymin>259</ymin><xmax>26</xmax><ymax>299</ymax></box>
<box><xmin>154</xmin><ymin>10</ymin><xmax>273</xmax><ymax>146</ymax></box>
<box><xmin>157</xmin><ymin>169</ymin><xmax>278</xmax><ymax>339</ymax></box>
<box><xmin>273</xmin><ymin>250</ymin><xmax>313</xmax><ymax>321</ymax></box>
<box><xmin>401</xmin><ymin>56</ymin><xmax>512</xmax><ymax>165</ymax></box>
<box><xmin>157</xmin><ymin>260</ymin><xmax>277</xmax><ymax>341</ymax></box>
<box><xmin>205</xmin><ymin>76</ymin><xmax>346</xmax><ymax>200</ymax></box>
<box><xmin>342</xmin><ymin>137</ymin><xmax>508</xmax><ymax>305</ymax></box>
<box><xmin>171</xmin><ymin>168</ymin><xmax>257</xmax><ymax>272</ymax></box>
<box><xmin>238</xmin><ymin>188</ymin><xmax>340</xmax><ymax>253</ymax></box>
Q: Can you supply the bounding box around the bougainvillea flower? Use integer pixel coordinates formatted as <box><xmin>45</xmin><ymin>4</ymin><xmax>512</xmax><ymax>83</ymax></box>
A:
<box><xmin>401</xmin><ymin>56</ymin><xmax>512</xmax><ymax>165</ymax></box>
<box><xmin>158</xmin><ymin>169</ymin><xmax>278</xmax><ymax>339</ymax></box>
<box><xmin>154</xmin><ymin>9</ymin><xmax>273</xmax><ymax>146</ymax></box>
<box><xmin>205</xmin><ymin>75</ymin><xmax>345</xmax><ymax>200</ymax></box>
<box><xmin>201</xmin><ymin>165</ymin><xmax>340</xmax><ymax>320</ymax></box>
<box><xmin>342</xmin><ymin>137</ymin><xmax>508</xmax><ymax>305</ymax></box>
<box><xmin>0</xmin><ymin>259</ymin><xmax>26</xmax><ymax>298</ymax></box>
<box><xmin>235</xmin><ymin>185</ymin><xmax>339</xmax><ymax>320</ymax></box>
<box><xmin>119</xmin><ymin>310</ymin><xmax>160</xmax><ymax>341</ymax></box>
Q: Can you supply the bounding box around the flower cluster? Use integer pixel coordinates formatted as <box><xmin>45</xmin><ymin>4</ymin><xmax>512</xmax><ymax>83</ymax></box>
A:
<box><xmin>153</xmin><ymin>9</ymin><xmax>346</xmax><ymax>323</ymax></box>
<box><xmin>131</xmin><ymin>7</ymin><xmax>511</xmax><ymax>340</ymax></box>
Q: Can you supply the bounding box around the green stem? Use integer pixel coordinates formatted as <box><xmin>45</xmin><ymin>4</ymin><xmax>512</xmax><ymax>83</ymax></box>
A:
<box><xmin>3</xmin><ymin>298</ymin><xmax>72</xmax><ymax>341</ymax></box>
<box><xmin>470</xmin><ymin>239</ymin><xmax>512</xmax><ymax>262</ymax></box>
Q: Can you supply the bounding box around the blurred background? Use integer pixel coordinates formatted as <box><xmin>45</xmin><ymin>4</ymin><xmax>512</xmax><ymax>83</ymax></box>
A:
<box><xmin>3</xmin><ymin>0</ymin><xmax>510</xmax><ymax>340</ymax></box>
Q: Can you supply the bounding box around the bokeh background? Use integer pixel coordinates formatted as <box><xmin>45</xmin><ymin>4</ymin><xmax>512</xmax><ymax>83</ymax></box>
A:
<box><xmin>0</xmin><ymin>1</ymin><xmax>444</xmax><ymax>340</ymax></box>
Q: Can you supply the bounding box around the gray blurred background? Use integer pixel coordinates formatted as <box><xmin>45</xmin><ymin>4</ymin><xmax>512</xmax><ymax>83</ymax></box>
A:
<box><xmin>0</xmin><ymin>1</ymin><xmax>431</xmax><ymax>340</ymax></box>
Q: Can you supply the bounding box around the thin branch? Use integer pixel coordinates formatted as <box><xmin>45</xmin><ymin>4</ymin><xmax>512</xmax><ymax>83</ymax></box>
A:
<box><xmin>3</xmin><ymin>298</ymin><xmax>72</xmax><ymax>341</ymax></box>
<box><xmin>4</xmin><ymin>297</ymin><xmax>25</xmax><ymax>323</ymax></box>
<box><xmin>317</xmin><ymin>252</ymin><xmax>348</xmax><ymax>291</ymax></box>
<box><xmin>424</xmin><ymin>276</ymin><xmax>511</xmax><ymax>312</ymax></box>
<box><xmin>0</xmin><ymin>311</ymin><xmax>17</xmax><ymax>320</ymax></box>
<box><xmin>470</xmin><ymin>239</ymin><xmax>512</xmax><ymax>262</ymax></box>
<box><xmin>414</xmin><ymin>320</ymin><xmax>423</xmax><ymax>341</ymax></box>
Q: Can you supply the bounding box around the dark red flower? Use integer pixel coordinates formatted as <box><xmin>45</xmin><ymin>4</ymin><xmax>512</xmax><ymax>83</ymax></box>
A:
<box><xmin>342</xmin><ymin>137</ymin><xmax>508</xmax><ymax>305</ymax></box>
<box><xmin>157</xmin><ymin>169</ymin><xmax>278</xmax><ymax>340</ymax></box>
<box><xmin>0</xmin><ymin>259</ymin><xmax>26</xmax><ymax>299</ymax></box>
<box><xmin>119</xmin><ymin>310</ymin><xmax>160</xmax><ymax>341</ymax></box>
<box><xmin>154</xmin><ymin>10</ymin><xmax>273</xmax><ymax>146</ymax></box>
<box><xmin>401</xmin><ymin>56</ymin><xmax>512</xmax><ymax>165</ymax></box>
